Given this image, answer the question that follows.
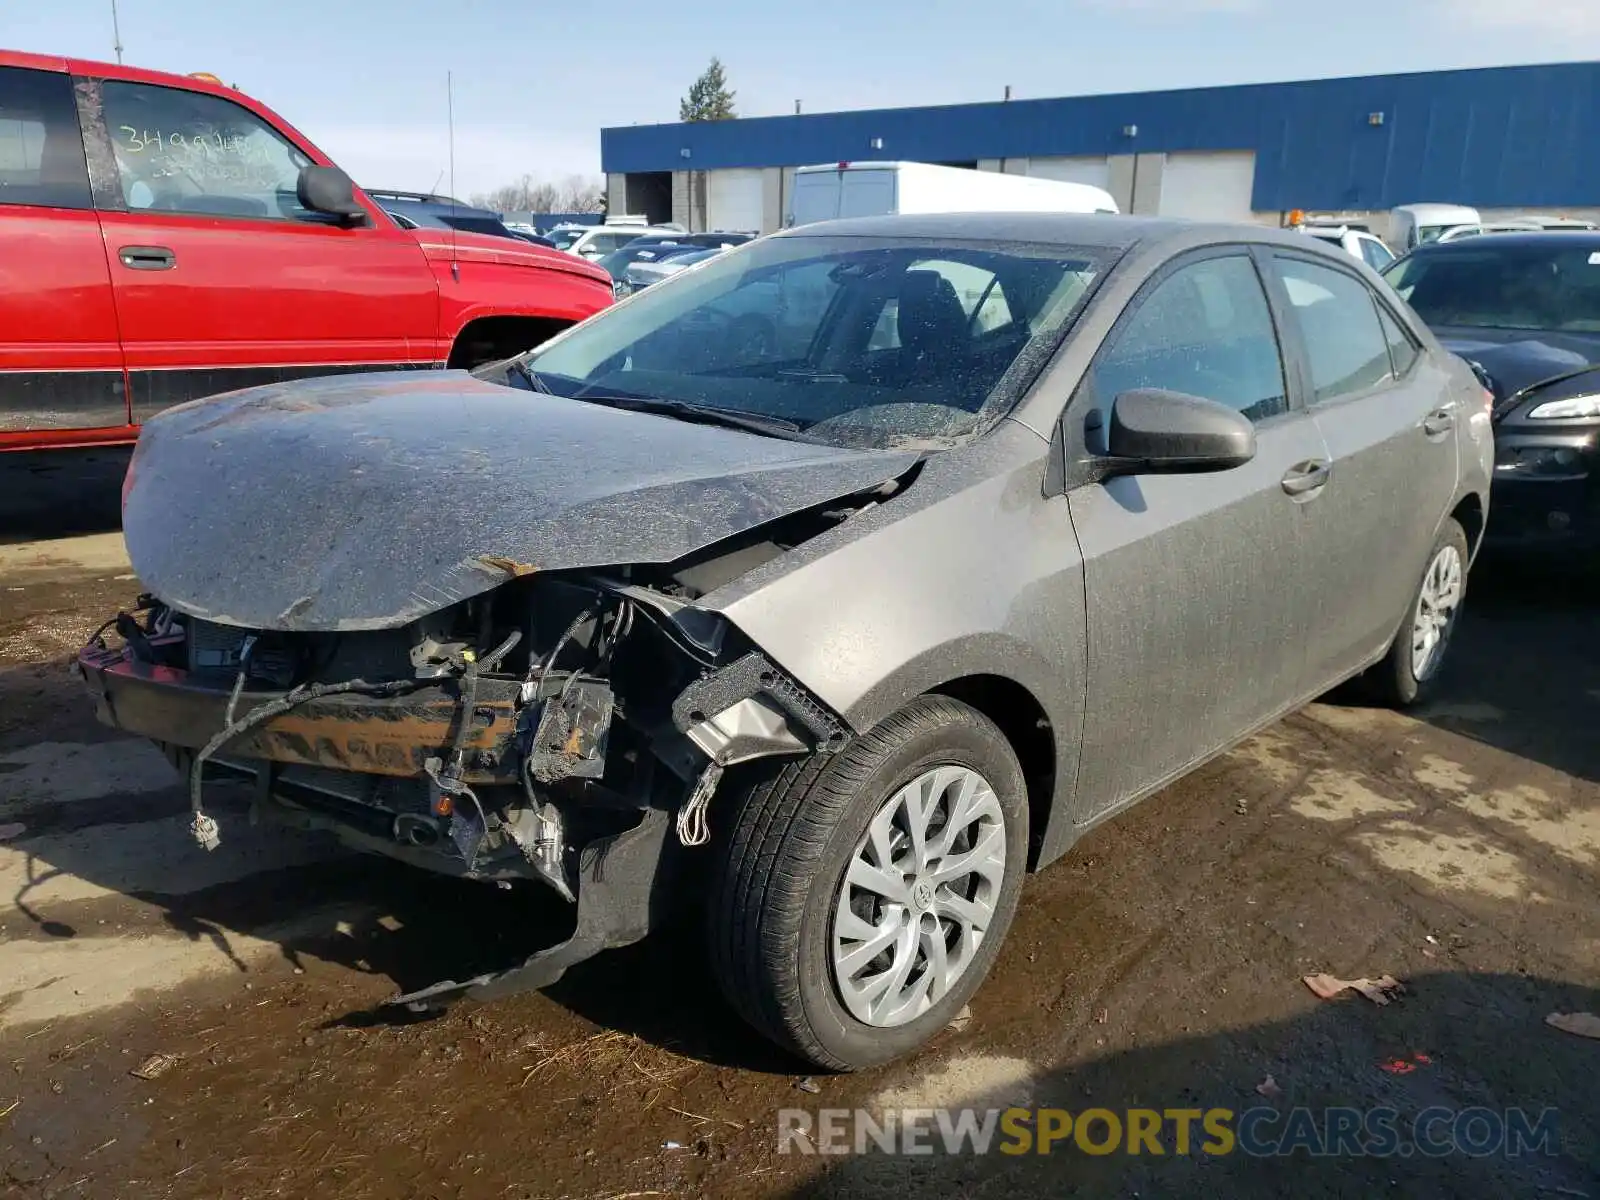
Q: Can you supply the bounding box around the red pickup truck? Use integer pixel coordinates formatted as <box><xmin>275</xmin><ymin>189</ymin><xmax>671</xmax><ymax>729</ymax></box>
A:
<box><xmin>0</xmin><ymin>49</ymin><xmax>613</xmax><ymax>452</ymax></box>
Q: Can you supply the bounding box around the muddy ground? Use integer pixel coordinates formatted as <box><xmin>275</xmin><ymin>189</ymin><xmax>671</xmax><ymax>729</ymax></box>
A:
<box><xmin>1</xmin><ymin>475</ymin><xmax>1597</xmax><ymax>1198</ymax></box>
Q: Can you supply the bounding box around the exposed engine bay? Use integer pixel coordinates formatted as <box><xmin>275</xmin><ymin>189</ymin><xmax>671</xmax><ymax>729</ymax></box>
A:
<box><xmin>73</xmin><ymin>501</ymin><xmax>890</xmax><ymax>1005</ymax></box>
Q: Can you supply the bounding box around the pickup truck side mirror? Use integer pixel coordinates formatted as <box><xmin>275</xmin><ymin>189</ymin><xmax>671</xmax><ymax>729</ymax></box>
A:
<box><xmin>1099</xmin><ymin>388</ymin><xmax>1256</xmax><ymax>476</ymax></box>
<box><xmin>297</xmin><ymin>165</ymin><xmax>369</xmax><ymax>225</ymax></box>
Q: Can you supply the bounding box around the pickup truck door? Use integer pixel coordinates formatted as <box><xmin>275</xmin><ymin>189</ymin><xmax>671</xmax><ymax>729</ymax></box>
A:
<box><xmin>77</xmin><ymin>74</ymin><xmax>439</xmax><ymax>425</ymax></box>
<box><xmin>0</xmin><ymin>63</ymin><xmax>128</xmax><ymax>446</ymax></box>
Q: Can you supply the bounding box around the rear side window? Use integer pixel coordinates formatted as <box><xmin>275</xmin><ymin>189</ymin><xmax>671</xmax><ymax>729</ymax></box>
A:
<box><xmin>1090</xmin><ymin>254</ymin><xmax>1288</xmax><ymax>425</ymax></box>
<box><xmin>1275</xmin><ymin>257</ymin><xmax>1394</xmax><ymax>404</ymax></box>
<box><xmin>1361</xmin><ymin>238</ymin><xmax>1395</xmax><ymax>271</ymax></box>
<box><xmin>1377</xmin><ymin>306</ymin><xmax>1420</xmax><ymax>377</ymax></box>
<box><xmin>0</xmin><ymin>66</ymin><xmax>90</xmax><ymax>210</ymax></box>
<box><xmin>99</xmin><ymin>80</ymin><xmax>313</xmax><ymax>221</ymax></box>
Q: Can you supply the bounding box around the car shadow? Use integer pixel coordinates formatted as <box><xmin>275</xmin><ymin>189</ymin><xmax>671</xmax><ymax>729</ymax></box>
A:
<box><xmin>0</xmin><ymin>446</ymin><xmax>130</xmax><ymax>544</ymax></box>
<box><xmin>775</xmin><ymin>969</ymin><xmax>1600</xmax><ymax>1198</ymax></box>
<box><xmin>1412</xmin><ymin>553</ymin><xmax>1598</xmax><ymax>785</ymax></box>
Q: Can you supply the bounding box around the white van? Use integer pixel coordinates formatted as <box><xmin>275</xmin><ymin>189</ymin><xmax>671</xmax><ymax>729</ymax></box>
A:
<box><xmin>1390</xmin><ymin>203</ymin><xmax>1481</xmax><ymax>252</ymax></box>
<box><xmin>786</xmin><ymin>161</ymin><xmax>1119</xmax><ymax>228</ymax></box>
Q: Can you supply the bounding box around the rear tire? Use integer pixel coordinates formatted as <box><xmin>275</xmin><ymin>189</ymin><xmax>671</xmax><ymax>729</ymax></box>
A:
<box><xmin>708</xmin><ymin>696</ymin><xmax>1029</xmax><ymax>1071</ymax></box>
<box><xmin>1368</xmin><ymin>517</ymin><xmax>1469</xmax><ymax>708</ymax></box>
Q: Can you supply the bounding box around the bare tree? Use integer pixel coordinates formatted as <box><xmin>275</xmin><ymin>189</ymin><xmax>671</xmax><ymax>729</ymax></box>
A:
<box><xmin>471</xmin><ymin>174</ymin><xmax>604</xmax><ymax>214</ymax></box>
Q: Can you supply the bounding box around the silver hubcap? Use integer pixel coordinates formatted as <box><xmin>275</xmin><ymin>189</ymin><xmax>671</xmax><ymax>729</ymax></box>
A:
<box><xmin>1411</xmin><ymin>543</ymin><xmax>1464</xmax><ymax>680</ymax></box>
<box><xmin>831</xmin><ymin>765</ymin><xmax>1006</xmax><ymax>1028</ymax></box>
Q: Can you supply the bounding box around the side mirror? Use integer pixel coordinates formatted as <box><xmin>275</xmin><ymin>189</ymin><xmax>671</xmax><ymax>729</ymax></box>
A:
<box><xmin>1101</xmin><ymin>388</ymin><xmax>1256</xmax><ymax>475</ymax></box>
<box><xmin>297</xmin><ymin>165</ymin><xmax>368</xmax><ymax>224</ymax></box>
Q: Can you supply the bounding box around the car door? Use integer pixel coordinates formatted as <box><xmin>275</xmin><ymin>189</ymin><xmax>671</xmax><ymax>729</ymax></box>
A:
<box><xmin>0</xmin><ymin>63</ymin><xmax>127</xmax><ymax>444</ymax></box>
<box><xmin>1359</xmin><ymin>235</ymin><xmax>1396</xmax><ymax>273</ymax></box>
<box><xmin>1265</xmin><ymin>251</ymin><xmax>1460</xmax><ymax>688</ymax></box>
<box><xmin>78</xmin><ymin>73</ymin><xmax>439</xmax><ymax>424</ymax></box>
<box><xmin>1065</xmin><ymin>248</ymin><xmax>1333</xmax><ymax>822</ymax></box>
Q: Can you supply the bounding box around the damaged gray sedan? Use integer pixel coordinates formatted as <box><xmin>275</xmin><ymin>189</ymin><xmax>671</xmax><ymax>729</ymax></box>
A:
<box><xmin>80</xmin><ymin>213</ymin><xmax>1491</xmax><ymax>1070</ymax></box>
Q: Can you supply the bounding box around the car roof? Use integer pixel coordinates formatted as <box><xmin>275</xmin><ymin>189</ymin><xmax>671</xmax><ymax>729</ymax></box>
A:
<box><xmin>771</xmin><ymin>213</ymin><xmax>1321</xmax><ymax>254</ymax></box>
<box><xmin>1407</xmin><ymin>230</ymin><xmax>1600</xmax><ymax>254</ymax></box>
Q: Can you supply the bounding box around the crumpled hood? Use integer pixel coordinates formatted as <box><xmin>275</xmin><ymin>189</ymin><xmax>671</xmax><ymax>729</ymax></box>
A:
<box><xmin>1437</xmin><ymin>328</ymin><xmax>1600</xmax><ymax>399</ymax></box>
<box><xmin>122</xmin><ymin>371</ymin><xmax>918</xmax><ymax>632</ymax></box>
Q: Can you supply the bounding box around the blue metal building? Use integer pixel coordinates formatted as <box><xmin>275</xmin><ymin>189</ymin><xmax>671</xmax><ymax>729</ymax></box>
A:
<box><xmin>600</xmin><ymin>61</ymin><xmax>1600</xmax><ymax>234</ymax></box>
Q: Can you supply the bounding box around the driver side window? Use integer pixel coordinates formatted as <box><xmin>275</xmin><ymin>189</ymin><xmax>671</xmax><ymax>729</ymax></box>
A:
<box><xmin>100</xmin><ymin>80</ymin><xmax>312</xmax><ymax>221</ymax></box>
<box><xmin>1089</xmin><ymin>254</ymin><xmax>1288</xmax><ymax>435</ymax></box>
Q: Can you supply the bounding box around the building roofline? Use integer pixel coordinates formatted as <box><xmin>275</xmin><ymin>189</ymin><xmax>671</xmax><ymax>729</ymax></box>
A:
<box><xmin>602</xmin><ymin>59</ymin><xmax>1593</xmax><ymax>137</ymax></box>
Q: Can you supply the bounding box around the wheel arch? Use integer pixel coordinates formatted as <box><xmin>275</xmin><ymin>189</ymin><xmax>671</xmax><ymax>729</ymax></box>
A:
<box><xmin>446</xmin><ymin>314</ymin><xmax>577</xmax><ymax>369</ymax></box>
<box><xmin>927</xmin><ymin>673</ymin><xmax>1061</xmax><ymax>871</ymax></box>
<box><xmin>820</xmin><ymin>634</ymin><xmax>1081</xmax><ymax>873</ymax></box>
<box><xmin>1451</xmin><ymin>490</ymin><xmax>1487</xmax><ymax>563</ymax></box>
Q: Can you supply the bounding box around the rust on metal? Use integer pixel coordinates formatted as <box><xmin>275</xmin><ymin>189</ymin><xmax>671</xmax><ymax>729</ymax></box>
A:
<box><xmin>80</xmin><ymin>652</ymin><xmax>522</xmax><ymax>784</ymax></box>
<box><xmin>476</xmin><ymin>555</ymin><xmax>539</xmax><ymax>578</ymax></box>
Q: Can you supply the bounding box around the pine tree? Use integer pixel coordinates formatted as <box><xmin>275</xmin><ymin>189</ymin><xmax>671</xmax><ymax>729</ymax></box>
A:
<box><xmin>680</xmin><ymin>58</ymin><xmax>737</xmax><ymax>122</ymax></box>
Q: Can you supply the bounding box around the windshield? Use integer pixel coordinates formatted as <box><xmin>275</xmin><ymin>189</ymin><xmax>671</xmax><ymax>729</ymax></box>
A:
<box><xmin>1384</xmin><ymin>243</ymin><xmax>1600</xmax><ymax>332</ymax></box>
<box><xmin>513</xmin><ymin>233</ymin><xmax>1105</xmax><ymax>450</ymax></box>
<box><xmin>547</xmin><ymin>228</ymin><xmax>586</xmax><ymax>250</ymax></box>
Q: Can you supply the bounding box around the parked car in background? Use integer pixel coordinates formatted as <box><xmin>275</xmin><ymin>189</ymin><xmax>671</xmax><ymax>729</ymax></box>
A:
<box><xmin>1523</xmin><ymin>216</ymin><xmax>1599</xmax><ymax>232</ymax></box>
<box><xmin>624</xmin><ymin>230</ymin><xmax>757</xmax><ymax>251</ymax></box>
<box><xmin>1436</xmin><ymin>218</ymin><xmax>1600</xmax><ymax>243</ymax></box>
<box><xmin>384</xmin><ymin>204</ymin><xmax>555</xmax><ymax>247</ymax></box>
<box><xmin>1297</xmin><ymin>222</ymin><xmax>1396</xmax><ymax>271</ymax></box>
<box><xmin>549</xmin><ymin>221</ymin><xmax>686</xmax><ymax>260</ymax></box>
<box><xmin>1383</xmin><ymin>231</ymin><xmax>1600</xmax><ymax>555</ymax></box>
<box><xmin>84</xmin><ymin>213</ymin><xmax>1489</xmax><ymax>1071</ymax></box>
<box><xmin>0</xmin><ymin>50</ymin><xmax>613</xmax><ymax>452</ymax></box>
<box><xmin>619</xmin><ymin>246</ymin><xmax>723</xmax><ymax>294</ymax></box>
<box><xmin>596</xmin><ymin>241</ymin><xmax>710</xmax><ymax>297</ymax></box>
<box><xmin>787</xmin><ymin>161</ymin><xmax>1118</xmax><ymax>227</ymax></box>
<box><xmin>1391</xmin><ymin>203</ymin><xmax>1481</xmax><ymax>252</ymax></box>
<box><xmin>366</xmin><ymin>190</ymin><xmax>526</xmax><ymax>241</ymax></box>
<box><xmin>1433</xmin><ymin>220</ymin><xmax>1545</xmax><ymax>243</ymax></box>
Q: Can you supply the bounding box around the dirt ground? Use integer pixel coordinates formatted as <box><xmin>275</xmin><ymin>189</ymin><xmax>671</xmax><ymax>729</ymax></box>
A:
<box><xmin>1</xmin><ymin>476</ymin><xmax>1597</xmax><ymax>1198</ymax></box>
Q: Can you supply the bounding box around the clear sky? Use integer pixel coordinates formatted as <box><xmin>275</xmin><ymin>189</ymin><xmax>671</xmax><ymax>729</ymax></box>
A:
<box><xmin>10</xmin><ymin>1</ymin><xmax>1599</xmax><ymax>200</ymax></box>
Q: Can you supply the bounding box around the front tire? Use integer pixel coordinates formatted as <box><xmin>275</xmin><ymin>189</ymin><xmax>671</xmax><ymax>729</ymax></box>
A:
<box><xmin>1368</xmin><ymin>517</ymin><xmax>1470</xmax><ymax>708</ymax></box>
<box><xmin>708</xmin><ymin>696</ymin><xmax>1029</xmax><ymax>1071</ymax></box>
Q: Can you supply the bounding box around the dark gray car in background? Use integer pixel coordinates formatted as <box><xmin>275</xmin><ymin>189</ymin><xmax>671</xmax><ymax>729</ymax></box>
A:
<box><xmin>80</xmin><ymin>214</ymin><xmax>1492</xmax><ymax>1070</ymax></box>
<box><xmin>1381</xmin><ymin>231</ymin><xmax>1600</xmax><ymax>555</ymax></box>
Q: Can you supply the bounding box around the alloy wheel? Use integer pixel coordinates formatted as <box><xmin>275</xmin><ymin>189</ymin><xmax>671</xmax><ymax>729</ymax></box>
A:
<box><xmin>831</xmin><ymin>765</ymin><xmax>1006</xmax><ymax>1028</ymax></box>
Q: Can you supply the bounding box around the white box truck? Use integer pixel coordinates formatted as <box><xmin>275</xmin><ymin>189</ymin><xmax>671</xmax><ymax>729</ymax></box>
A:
<box><xmin>786</xmin><ymin>161</ymin><xmax>1120</xmax><ymax>228</ymax></box>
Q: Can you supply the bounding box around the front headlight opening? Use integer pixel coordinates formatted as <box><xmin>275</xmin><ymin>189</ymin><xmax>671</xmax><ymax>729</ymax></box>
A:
<box><xmin>1528</xmin><ymin>394</ymin><xmax>1600</xmax><ymax>420</ymax></box>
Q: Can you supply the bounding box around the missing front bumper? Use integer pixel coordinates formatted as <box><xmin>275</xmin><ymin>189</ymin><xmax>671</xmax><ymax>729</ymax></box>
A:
<box><xmin>76</xmin><ymin>644</ymin><xmax>525</xmax><ymax>783</ymax></box>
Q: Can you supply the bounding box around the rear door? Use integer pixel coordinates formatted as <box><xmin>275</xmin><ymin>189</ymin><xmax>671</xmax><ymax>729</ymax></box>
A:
<box><xmin>840</xmin><ymin>169</ymin><xmax>896</xmax><ymax>218</ymax></box>
<box><xmin>1265</xmin><ymin>251</ymin><xmax>1460</xmax><ymax>687</ymax></box>
<box><xmin>80</xmin><ymin>73</ymin><xmax>439</xmax><ymax>424</ymax></box>
<box><xmin>1067</xmin><ymin>248</ymin><xmax>1332</xmax><ymax>822</ymax></box>
<box><xmin>0</xmin><ymin>63</ymin><xmax>126</xmax><ymax>444</ymax></box>
<box><xmin>788</xmin><ymin>172</ymin><xmax>841</xmax><ymax>226</ymax></box>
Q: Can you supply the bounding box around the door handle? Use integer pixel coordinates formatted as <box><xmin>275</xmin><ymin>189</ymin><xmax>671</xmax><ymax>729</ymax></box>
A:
<box><xmin>1280</xmin><ymin>459</ymin><xmax>1332</xmax><ymax>496</ymax></box>
<box><xmin>1422</xmin><ymin>407</ymin><xmax>1456</xmax><ymax>436</ymax></box>
<box><xmin>118</xmin><ymin>245</ymin><xmax>176</xmax><ymax>271</ymax></box>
